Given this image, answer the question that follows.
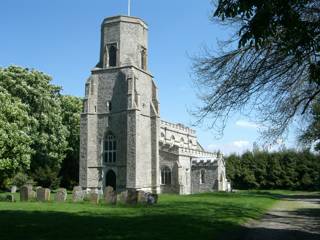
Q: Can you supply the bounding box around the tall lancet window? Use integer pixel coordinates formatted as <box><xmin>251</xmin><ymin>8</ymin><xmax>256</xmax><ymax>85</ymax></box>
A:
<box><xmin>108</xmin><ymin>45</ymin><xmax>117</xmax><ymax>67</ymax></box>
<box><xmin>161</xmin><ymin>166</ymin><xmax>171</xmax><ymax>185</ymax></box>
<box><xmin>200</xmin><ymin>170</ymin><xmax>205</xmax><ymax>184</ymax></box>
<box><xmin>141</xmin><ymin>47</ymin><xmax>147</xmax><ymax>70</ymax></box>
<box><xmin>104</xmin><ymin>133</ymin><xmax>117</xmax><ymax>163</ymax></box>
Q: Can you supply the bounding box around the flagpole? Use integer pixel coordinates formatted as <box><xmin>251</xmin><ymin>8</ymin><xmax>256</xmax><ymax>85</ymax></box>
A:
<box><xmin>128</xmin><ymin>0</ymin><xmax>131</xmax><ymax>16</ymax></box>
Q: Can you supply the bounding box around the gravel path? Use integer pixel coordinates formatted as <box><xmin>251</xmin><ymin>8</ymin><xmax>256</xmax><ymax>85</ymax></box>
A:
<box><xmin>243</xmin><ymin>194</ymin><xmax>320</xmax><ymax>240</ymax></box>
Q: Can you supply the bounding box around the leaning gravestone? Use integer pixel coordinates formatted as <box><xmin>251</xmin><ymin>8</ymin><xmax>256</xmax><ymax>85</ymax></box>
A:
<box><xmin>104</xmin><ymin>186</ymin><xmax>116</xmax><ymax>205</ymax></box>
<box><xmin>20</xmin><ymin>185</ymin><xmax>33</xmax><ymax>201</ymax></box>
<box><xmin>36</xmin><ymin>188</ymin><xmax>51</xmax><ymax>202</ymax></box>
<box><xmin>126</xmin><ymin>189</ymin><xmax>138</xmax><ymax>205</ymax></box>
<box><xmin>89</xmin><ymin>191</ymin><xmax>99</xmax><ymax>204</ymax></box>
<box><xmin>55</xmin><ymin>188</ymin><xmax>67</xmax><ymax>202</ymax></box>
<box><xmin>72</xmin><ymin>186</ymin><xmax>84</xmax><ymax>202</ymax></box>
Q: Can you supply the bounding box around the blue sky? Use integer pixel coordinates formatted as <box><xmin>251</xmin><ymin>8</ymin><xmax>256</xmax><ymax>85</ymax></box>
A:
<box><xmin>0</xmin><ymin>0</ymin><xmax>297</xmax><ymax>154</ymax></box>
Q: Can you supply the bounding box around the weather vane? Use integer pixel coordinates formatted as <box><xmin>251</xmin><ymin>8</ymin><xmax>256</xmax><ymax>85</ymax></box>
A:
<box><xmin>128</xmin><ymin>0</ymin><xmax>131</xmax><ymax>16</ymax></box>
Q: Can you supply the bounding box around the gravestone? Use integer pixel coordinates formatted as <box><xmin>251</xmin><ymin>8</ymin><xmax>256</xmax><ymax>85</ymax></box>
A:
<box><xmin>20</xmin><ymin>185</ymin><xmax>33</xmax><ymax>201</ymax></box>
<box><xmin>137</xmin><ymin>191</ymin><xmax>148</xmax><ymax>204</ymax></box>
<box><xmin>0</xmin><ymin>194</ymin><xmax>15</xmax><ymax>202</ymax></box>
<box><xmin>72</xmin><ymin>186</ymin><xmax>84</xmax><ymax>202</ymax></box>
<box><xmin>104</xmin><ymin>186</ymin><xmax>116</xmax><ymax>205</ymax></box>
<box><xmin>126</xmin><ymin>189</ymin><xmax>138</xmax><ymax>205</ymax></box>
<box><xmin>117</xmin><ymin>191</ymin><xmax>127</xmax><ymax>204</ymax></box>
<box><xmin>147</xmin><ymin>193</ymin><xmax>158</xmax><ymax>205</ymax></box>
<box><xmin>11</xmin><ymin>185</ymin><xmax>17</xmax><ymax>193</ymax></box>
<box><xmin>36</xmin><ymin>188</ymin><xmax>51</xmax><ymax>202</ymax></box>
<box><xmin>55</xmin><ymin>188</ymin><xmax>67</xmax><ymax>202</ymax></box>
<box><xmin>31</xmin><ymin>190</ymin><xmax>36</xmax><ymax>200</ymax></box>
<box><xmin>6</xmin><ymin>194</ymin><xmax>15</xmax><ymax>202</ymax></box>
<box><xmin>89</xmin><ymin>191</ymin><xmax>99</xmax><ymax>204</ymax></box>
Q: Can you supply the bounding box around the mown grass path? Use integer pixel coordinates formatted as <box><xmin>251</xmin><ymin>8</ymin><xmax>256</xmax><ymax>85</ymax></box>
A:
<box><xmin>242</xmin><ymin>192</ymin><xmax>320</xmax><ymax>240</ymax></box>
<box><xmin>0</xmin><ymin>192</ymin><xmax>277</xmax><ymax>240</ymax></box>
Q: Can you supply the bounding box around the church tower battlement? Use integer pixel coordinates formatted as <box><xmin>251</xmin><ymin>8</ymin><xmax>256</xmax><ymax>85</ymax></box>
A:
<box><xmin>98</xmin><ymin>16</ymin><xmax>149</xmax><ymax>70</ymax></box>
<box><xmin>80</xmin><ymin>16</ymin><xmax>160</xmax><ymax>193</ymax></box>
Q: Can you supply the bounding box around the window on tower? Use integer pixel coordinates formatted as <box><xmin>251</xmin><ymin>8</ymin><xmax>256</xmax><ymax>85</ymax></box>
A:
<box><xmin>141</xmin><ymin>47</ymin><xmax>147</xmax><ymax>70</ymax></box>
<box><xmin>104</xmin><ymin>133</ymin><xmax>117</xmax><ymax>163</ymax></box>
<box><xmin>108</xmin><ymin>45</ymin><xmax>117</xmax><ymax>67</ymax></box>
<box><xmin>107</xmin><ymin>101</ymin><xmax>112</xmax><ymax>112</ymax></box>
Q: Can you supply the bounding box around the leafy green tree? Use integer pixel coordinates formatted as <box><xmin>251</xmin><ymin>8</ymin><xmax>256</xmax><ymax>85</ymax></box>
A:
<box><xmin>59</xmin><ymin>95</ymin><xmax>83</xmax><ymax>189</ymax></box>
<box><xmin>0</xmin><ymin>86</ymin><xmax>34</xmax><ymax>188</ymax></box>
<box><xmin>0</xmin><ymin>66</ymin><xmax>68</xmax><ymax>188</ymax></box>
<box><xmin>193</xmin><ymin>0</ymin><xmax>320</xmax><ymax>140</ymax></box>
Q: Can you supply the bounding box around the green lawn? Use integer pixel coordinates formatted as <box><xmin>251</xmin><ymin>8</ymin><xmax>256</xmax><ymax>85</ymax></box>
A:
<box><xmin>0</xmin><ymin>191</ymin><xmax>279</xmax><ymax>240</ymax></box>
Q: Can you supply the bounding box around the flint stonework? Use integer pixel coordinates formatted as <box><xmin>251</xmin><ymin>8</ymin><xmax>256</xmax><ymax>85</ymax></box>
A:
<box><xmin>78</xmin><ymin>16</ymin><xmax>229</xmax><ymax>196</ymax></box>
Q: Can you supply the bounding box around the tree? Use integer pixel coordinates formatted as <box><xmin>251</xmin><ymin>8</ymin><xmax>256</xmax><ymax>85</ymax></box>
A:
<box><xmin>192</xmin><ymin>0</ymin><xmax>320</xmax><ymax>140</ymax></box>
<box><xmin>299</xmin><ymin>102</ymin><xmax>320</xmax><ymax>151</ymax></box>
<box><xmin>59</xmin><ymin>95</ymin><xmax>83</xmax><ymax>189</ymax></box>
<box><xmin>225</xmin><ymin>149</ymin><xmax>320</xmax><ymax>190</ymax></box>
<box><xmin>0</xmin><ymin>86</ymin><xmax>34</xmax><ymax>188</ymax></box>
<box><xmin>0</xmin><ymin>66</ymin><xmax>68</xmax><ymax>188</ymax></box>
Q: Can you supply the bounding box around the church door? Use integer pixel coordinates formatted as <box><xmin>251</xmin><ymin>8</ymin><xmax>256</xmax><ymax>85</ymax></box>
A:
<box><xmin>105</xmin><ymin>170</ymin><xmax>116</xmax><ymax>190</ymax></box>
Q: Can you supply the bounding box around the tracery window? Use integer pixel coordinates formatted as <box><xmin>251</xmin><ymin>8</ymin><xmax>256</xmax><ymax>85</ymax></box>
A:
<box><xmin>161</xmin><ymin>166</ymin><xmax>171</xmax><ymax>185</ymax></box>
<box><xmin>104</xmin><ymin>134</ymin><xmax>117</xmax><ymax>163</ymax></box>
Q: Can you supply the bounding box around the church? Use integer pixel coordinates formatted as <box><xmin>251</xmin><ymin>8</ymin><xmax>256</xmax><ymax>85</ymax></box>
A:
<box><xmin>79</xmin><ymin>15</ymin><xmax>229</xmax><ymax>194</ymax></box>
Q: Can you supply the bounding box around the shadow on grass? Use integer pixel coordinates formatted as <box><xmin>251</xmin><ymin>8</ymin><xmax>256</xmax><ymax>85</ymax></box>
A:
<box><xmin>0</xmin><ymin>209</ymin><xmax>243</xmax><ymax>240</ymax></box>
<box><xmin>2</xmin><ymin>192</ymin><xmax>317</xmax><ymax>240</ymax></box>
<box><xmin>0</xmin><ymin>196</ymin><xmax>273</xmax><ymax>240</ymax></box>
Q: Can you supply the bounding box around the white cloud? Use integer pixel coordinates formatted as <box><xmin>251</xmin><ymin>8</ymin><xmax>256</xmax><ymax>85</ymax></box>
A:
<box><xmin>206</xmin><ymin>140</ymin><xmax>251</xmax><ymax>155</ymax></box>
<box><xmin>233</xmin><ymin>140</ymin><xmax>250</xmax><ymax>148</ymax></box>
<box><xmin>235</xmin><ymin>120</ymin><xmax>260</xmax><ymax>129</ymax></box>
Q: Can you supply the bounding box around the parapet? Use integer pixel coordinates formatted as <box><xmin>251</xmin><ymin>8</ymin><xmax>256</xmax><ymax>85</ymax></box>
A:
<box><xmin>102</xmin><ymin>15</ymin><xmax>148</xmax><ymax>29</ymax></box>
<box><xmin>160</xmin><ymin>120</ymin><xmax>196</xmax><ymax>135</ymax></box>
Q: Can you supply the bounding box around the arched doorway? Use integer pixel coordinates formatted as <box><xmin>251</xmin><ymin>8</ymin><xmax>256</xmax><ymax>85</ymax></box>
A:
<box><xmin>105</xmin><ymin>170</ymin><xmax>116</xmax><ymax>190</ymax></box>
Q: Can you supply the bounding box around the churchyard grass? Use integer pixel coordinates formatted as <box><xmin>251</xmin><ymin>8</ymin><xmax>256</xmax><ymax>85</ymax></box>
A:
<box><xmin>0</xmin><ymin>191</ymin><xmax>286</xmax><ymax>240</ymax></box>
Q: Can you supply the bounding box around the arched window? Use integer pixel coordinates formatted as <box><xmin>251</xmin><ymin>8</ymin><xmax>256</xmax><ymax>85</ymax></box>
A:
<box><xmin>180</xmin><ymin>137</ymin><xmax>185</xmax><ymax>147</ymax></box>
<box><xmin>108</xmin><ymin>45</ymin><xmax>117</xmax><ymax>67</ymax></box>
<box><xmin>200</xmin><ymin>170</ymin><xmax>205</xmax><ymax>184</ymax></box>
<box><xmin>104</xmin><ymin>134</ymin><xmax>116</xmax><ymax>163</ymax></box>
<box><xmin>161</xmin><ymin>166</ymin><xmax>171</xmax><ymax>185</ymax></box>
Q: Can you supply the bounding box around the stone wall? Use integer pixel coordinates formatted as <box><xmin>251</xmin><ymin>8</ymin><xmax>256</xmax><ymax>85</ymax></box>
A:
<box><xmin>191</xmin><ymin>165</ymin><xmax>218</xmax><ymax>193</ymax></box>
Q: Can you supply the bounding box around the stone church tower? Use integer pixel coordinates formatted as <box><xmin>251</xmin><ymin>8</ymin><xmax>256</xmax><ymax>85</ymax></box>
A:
<box><xmin>79</xmin><ymin>16</ymin><xmax>160</xmax><ymax>193</ymax></box>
